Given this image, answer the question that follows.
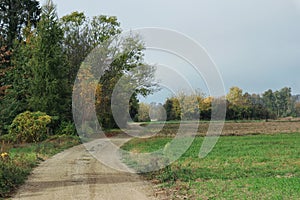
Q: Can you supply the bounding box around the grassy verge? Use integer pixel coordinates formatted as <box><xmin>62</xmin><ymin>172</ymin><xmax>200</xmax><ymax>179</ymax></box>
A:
<box><xmin>0</xmin><ymin>134</ymin><xmax>81</xmax><ymax>198</ymax></box>
<box><xmin>121</xmin><ymin>133</ymin><xmax>300</xmax><ymax>199</ymax></box>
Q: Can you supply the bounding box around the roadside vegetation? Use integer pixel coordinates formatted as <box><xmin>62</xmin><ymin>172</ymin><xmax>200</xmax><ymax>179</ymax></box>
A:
<box><xmin>0</xmin><ymin>134</ymin><xmax>80</xmax><ymax>198</ymax></box>
<box><xmin>121</xmin><ymin>125</ymin><xmax>300</xmax><ymax>199</ymax></box>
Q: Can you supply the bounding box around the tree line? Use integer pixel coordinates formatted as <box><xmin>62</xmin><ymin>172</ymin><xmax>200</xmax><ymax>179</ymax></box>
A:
<box><xmin>137</xmin><ymin>87</ymin><xmax>300</xmax><ymax>122</ymax></box>
<box><xmin>0</xmin><ymin>0</ymin><xmax>156</xmax><ymax>136</ymax></box>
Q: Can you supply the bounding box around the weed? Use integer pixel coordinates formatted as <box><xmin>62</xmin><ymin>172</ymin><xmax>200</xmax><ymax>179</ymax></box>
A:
<box><xmin>0</xmin><ymin>134</ymin><xmax>80</xmax><ymax>198</ymax></box>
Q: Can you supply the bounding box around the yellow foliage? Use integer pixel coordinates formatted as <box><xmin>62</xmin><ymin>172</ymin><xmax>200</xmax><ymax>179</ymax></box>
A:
<box><xmin>8</xmin><ymin>111</ymin><xmax>52</xmax><ymax>143</ymax></box>
<box><xmin>0</xmin><ymin>152</ymin><xmax>9</xmax><ymax>159</ymax></box>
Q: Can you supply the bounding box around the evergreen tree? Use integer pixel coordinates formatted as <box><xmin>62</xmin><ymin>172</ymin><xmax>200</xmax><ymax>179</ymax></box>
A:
<box><xmin>0</xmin><ymin>0</ymin><xmax>40</xmax><ymax>48</ymax></box>
<box><xmin>0</xmin><ymin>27</ymin><xmax>35</xmax><ymax>134</ymax></box>
<box><xmin>28</xmin><ymin>0</ymin><xmax>70</xmax><ymax>120</ymax></box>
<box><xmin>0</xmin><ymin>1</ymin><xmax>40</xmax><ymax>134</ymax></box>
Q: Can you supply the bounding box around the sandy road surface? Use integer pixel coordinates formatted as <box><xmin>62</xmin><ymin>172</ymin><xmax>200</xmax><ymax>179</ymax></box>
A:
<box><xmin>12</xmin><ymin>138</ymin><xmax>158</xmax><ymax>200</ymax></box>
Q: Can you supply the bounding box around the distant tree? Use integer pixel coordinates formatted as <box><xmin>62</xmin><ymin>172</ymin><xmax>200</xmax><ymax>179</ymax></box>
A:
<box><xmin>290</xmin><ymin>95</ymin><xmax>300</xmax><ymax>117</ymax></box>
<box><xmin>137</xmin><ymin>103</ymin><xmax>150</xmax><ymax>122</ymax></box>
<box><xmin>246</xmin><ymin>94</ymin><xmax>268</xmax><ymax>120</ymax></box>
<box><xmin>179</xmin><ymin>93</ymin><xmax>200</xmax><ymax>120</ymax></box>
<box><xmin>164</xmin><ymin>98</ymin><xmax>181</xmax><ymax>121</ymax></box>
<box><xmin>164</xmin><ymin>92</ymin><xmax>202</xmax><ymax>121</ymax></box>
<box><xmin>262</xmin><ymin>89</ymin><xmax>276</xmax><ymax>119</ymax></box>
<box><xmin>226</xmin><ymin>87</ymin><xmax>250</xmax><ymax>119</ymax></box>
<box><xmin>294</xmin><ymin>102</ymin><xmax>300</xmax><ymax>117</ymax></box>
<box><xmin>199</xmin><ymin>97</ymin><xmax>213</xmax><ymax>120</ymax></box>
<box><xmin>274</xmin><ymin>87</ymin><xmax>292</xmax><ymax>117</ymax></box>
<box><xmin>149</xmin><ymin>103</ymin><xmax>166</xmax><ymax>121</ymax></box>
<box><xmin>262</xmin><ymin>87</ymin><xmax>293</xmax><ymax>119</ymax></box>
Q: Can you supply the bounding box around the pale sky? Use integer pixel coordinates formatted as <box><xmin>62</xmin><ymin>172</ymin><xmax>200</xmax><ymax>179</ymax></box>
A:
<box><xmin>49</xmin><ymin>0</ymin><xmax>300</xmax><ymax>99</ymax></box>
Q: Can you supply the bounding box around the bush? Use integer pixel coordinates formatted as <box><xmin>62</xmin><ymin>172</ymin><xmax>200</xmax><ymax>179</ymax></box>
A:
<box><xmin>8</xmin><ymin>111</ymin><xmax>52</xmax><ymax>144</ymax></box>
<box><xmin>58</xmin><ymin>121</ymin><xmax>76</xmax><ymax>135</ymax></box>
<box><xmin>0</xmin><ymin>134</ymin><xmax>15</xmax><ymax>144</ymax></box>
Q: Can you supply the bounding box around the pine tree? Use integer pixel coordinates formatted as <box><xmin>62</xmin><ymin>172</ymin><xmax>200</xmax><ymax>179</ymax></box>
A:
<box><xmin>0</xmin><ymin>0</ymin><xmax>40</xmax><ymax>48</ymax></box>
<box><xmin>28</xmin><ymin>0</ymin><xmax>70</xmax><ymax>120</ymax></box>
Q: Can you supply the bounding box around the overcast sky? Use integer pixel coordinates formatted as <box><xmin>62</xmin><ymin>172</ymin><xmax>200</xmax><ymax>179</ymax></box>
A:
<box><xmin>49</xmin><ymin>0</ymin><xmax>300</xmax><ymax>99</ymax></box>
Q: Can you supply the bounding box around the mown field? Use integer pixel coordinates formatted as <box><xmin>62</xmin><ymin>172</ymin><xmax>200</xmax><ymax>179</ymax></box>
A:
<box><xmin>122</xmin><ymin>122</ymin><xmax>300</xmax><ymax>199</ymax></box>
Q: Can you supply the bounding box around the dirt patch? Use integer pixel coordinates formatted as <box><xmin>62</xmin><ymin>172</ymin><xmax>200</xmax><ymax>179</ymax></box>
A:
<box><xmin>150</xmin><ymin>121</ymin><xmax>300</xmax><ymax>137</ymax></box>
<box><xmin>213</xmin><ymin>121</ymin><xmax>300</xmax><ymax>136</ymax></box>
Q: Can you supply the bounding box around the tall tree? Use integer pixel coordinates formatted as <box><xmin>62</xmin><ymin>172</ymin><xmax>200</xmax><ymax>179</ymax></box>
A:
<box><xmin>92</xmin><ymin>35</ymin><xmax>157</xmax><ymax>128</ymax></box>
<box><xmin>274</xmin><ymin>87</ymin><xmax>292</xmax><ymax>117</ymax></box>
<box><xmin>164</xmin><ymin>98</ymin><xmax>181</xmax><ymax>121</ymax></box>
<box><xmin>60</xmin><ymin>12</ymin><xmax>121</xmax><ymax>86</ymax></box>
<box><xmin>0</xmin><ymin>0</ymin><xmax>40</xmax><ymax>48</ymax></box>
<box><xmin>0</xmin><ymin>0</ymin><xmax>40</xmax><ymax>134</ymax></box>
<box><xmin>247</xmin><ymin>93</ymin><xmax>268</xmax><ymax>120</ymax></box>
<box><xmin>0</xmin><ymin>45</ymin><xmax>12</xmax><ymax>99</ymax></box>
<box><xmin>0</xmin><ymin>45</ymin><xmax>13</xmax><ymax>134</ymax></box>
<box><xmin>0</xmin><ymin>27</ymin><xmax>35</xmax><ymax>134</ymax></box>
<box><xmin>28</xmin><ymin>0</ymin><xmax>69</xmax><ymax>119</ymax></box>
<box><xmin>262</xmin><ymin>89</ymin><xmax>276</xmax><ymax>119</ymax></box>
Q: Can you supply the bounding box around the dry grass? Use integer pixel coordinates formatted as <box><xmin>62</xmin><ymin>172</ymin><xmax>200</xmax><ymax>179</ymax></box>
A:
<box><xmin>147</xmin><ymin>120</ymin><xmax>300</xmax><ymax>137</ymax></box>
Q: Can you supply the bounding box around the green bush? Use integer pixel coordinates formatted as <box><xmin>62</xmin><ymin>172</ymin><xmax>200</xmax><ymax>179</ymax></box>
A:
<box><xmin>58</xmin><ymin>121</ymin><xmax>76</xmax><ymax>135</ymax></box>
<box><xmin>8</xmin><ymin>111</ymin><xmax>52</xmax><ymax>144</ymax></box>
<box><xmin>0</xmin><ymin>134</ymin><xmax>15</xmax><ymax>144</ymax></box>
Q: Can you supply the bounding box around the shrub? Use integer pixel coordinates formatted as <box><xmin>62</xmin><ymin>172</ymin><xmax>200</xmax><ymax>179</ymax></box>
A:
<box><xmin>0</xmin><ymin>134</ymin><xmax>15</xmax><ymax>144</ymax></box>
<box><xmin>58</xmin><ymin>121</ymin><xmax>76</xmax><ymax>135</ymax></box>
<box><xmin>8</xmin><ymin>111</ymin><xmax>52</xmax><ymax>143</ymax></box>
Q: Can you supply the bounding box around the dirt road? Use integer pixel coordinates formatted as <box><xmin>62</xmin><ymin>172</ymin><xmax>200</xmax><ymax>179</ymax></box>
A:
<box><xmin>12</xmin><ymin>138</ymin><xmax>158</xmax><ymax>200</ymax></box>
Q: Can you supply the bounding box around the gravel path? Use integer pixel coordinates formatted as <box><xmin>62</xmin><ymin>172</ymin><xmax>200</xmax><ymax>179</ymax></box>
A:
<box><xmin>12</xmin><ymin>138</ymin><xmax>158</xmax><ymax>200</ymax></box>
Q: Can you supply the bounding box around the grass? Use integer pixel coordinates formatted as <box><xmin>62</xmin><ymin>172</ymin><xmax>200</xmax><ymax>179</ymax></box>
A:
<box><xmin>0</xmin><ymin>134</ymin><xmax>81</xmax><ymax>198</ymax></box>
<box><xmin>121</xmin><ymin>132</ymin><xmax>300</xmax><ymax>199</ymax></box>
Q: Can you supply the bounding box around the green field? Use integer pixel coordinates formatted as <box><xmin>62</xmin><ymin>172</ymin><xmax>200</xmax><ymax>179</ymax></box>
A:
<box><xmin>122</xmin><ymin>131</ymin><xmax>300</xmax><ymax>199</ymax></box>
